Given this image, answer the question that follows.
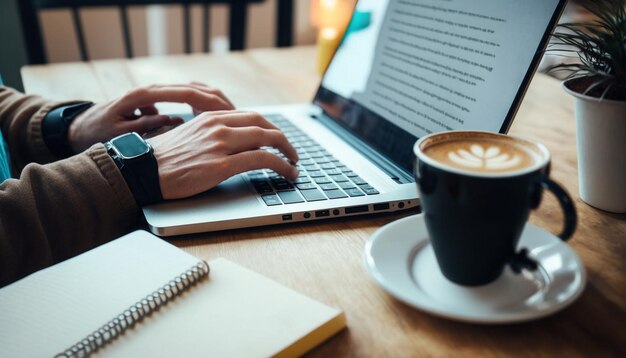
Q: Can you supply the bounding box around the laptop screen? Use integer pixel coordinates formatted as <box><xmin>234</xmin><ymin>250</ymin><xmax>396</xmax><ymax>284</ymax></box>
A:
<box><xmin>313</xmin><ymin>0</ymin><xmax>566</xmax><ymax>173</ymax></box>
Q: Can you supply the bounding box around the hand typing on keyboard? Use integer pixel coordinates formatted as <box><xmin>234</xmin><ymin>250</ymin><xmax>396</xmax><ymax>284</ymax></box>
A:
<box><xmin>248</xmin><ymin>114</ymin><xmax>380</xmax><ymax>206</ymax></box>
<box><xmin>148</xmin><ymin>111</ymin><xmax>299</xmax><ymax>199</ymax></box>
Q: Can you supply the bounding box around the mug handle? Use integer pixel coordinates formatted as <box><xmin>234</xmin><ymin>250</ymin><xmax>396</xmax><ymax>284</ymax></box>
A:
<box><xmin>510</xmin><ymin>177</ymin><xmax>578</xmax><ymax>273</ymax></box>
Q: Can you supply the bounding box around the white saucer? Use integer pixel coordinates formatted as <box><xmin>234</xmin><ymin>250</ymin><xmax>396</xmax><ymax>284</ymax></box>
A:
<box><xmin>364</xmin><ymin>214</ymin><xmax>586</xmax><ymax>324</ymax></box>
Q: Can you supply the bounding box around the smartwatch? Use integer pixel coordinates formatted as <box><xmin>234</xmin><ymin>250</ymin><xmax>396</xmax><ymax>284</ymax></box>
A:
<box><xmin>42</xmin><ymin>102</ymin><xmax>94</xmax><ymax>158</ymax></box>
<box><xmin>105</xmin><ymin>132</ymin><xmax>163</xmax><ymax>206</ymax></box>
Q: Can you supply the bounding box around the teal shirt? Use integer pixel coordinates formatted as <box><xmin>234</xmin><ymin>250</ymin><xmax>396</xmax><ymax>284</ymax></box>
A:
<box><xmin>0</xmin><ymin>132</ymin><xmax>10</xmax><ymax>182</ymax></box>
<box><xmin>0</xmin><ymin>74</ymin><xmax>11</xmax><ymax>182</ymax></box>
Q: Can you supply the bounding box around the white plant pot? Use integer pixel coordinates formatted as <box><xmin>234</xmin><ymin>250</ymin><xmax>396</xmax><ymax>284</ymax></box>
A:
<box><xmin>563</xmin><ymin>81</ymin><xmax>626</xmax><ymax>213</ymax></box>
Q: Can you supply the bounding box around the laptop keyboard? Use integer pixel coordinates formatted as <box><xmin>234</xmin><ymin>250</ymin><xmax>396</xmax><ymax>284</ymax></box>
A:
<box><xmin>246</xmin><ymin>114</ymin><xmax>380</xmax><ymax>206</ymax></box>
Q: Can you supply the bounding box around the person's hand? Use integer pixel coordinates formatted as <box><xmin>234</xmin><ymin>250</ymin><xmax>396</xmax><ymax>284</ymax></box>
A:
<box><xmin>148</xmin><ymin>111</ymin><xmax>299</xmax><ymax>200</ymax></box>
<box><xmin>68</xmin><ymin>83</ymin><xmax>235</xmax><ymax>153</ymax></box>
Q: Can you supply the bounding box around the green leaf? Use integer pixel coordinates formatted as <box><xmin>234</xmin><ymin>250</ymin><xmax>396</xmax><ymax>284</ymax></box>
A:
<box><xmin>546</xmin><ymin>0</ymin><xmax>626</xmax><ymax>100</ymax></box>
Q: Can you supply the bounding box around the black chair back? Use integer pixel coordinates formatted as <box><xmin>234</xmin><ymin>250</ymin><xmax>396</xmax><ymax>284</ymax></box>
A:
<box><xmin>18</xmin><ymin>0</ymin><xmax>295</xmax><ymax>64</ymax></box>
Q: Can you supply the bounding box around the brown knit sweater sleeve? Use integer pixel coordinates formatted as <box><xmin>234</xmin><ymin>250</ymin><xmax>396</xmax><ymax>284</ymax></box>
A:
<box><xmin>0</xmin><ymin>87</ymin><xmax>139</xmax><ymax>287</ymax></box>
<box><xmin>0</xmin><ymin>86</ymin><xmax>67</xmax><ymax>172</ymax></box>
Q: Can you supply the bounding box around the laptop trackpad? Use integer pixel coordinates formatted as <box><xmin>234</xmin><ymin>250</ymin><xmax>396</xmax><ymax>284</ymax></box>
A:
<box><xmin>144</xmin><ymin>175</ymin><xmax>261</xmax><ymax>217</ymax></box>
<box><xmin>189</xmin><ymin>175</ymin><xmax>255</xmax><ymax>204</ymax></box>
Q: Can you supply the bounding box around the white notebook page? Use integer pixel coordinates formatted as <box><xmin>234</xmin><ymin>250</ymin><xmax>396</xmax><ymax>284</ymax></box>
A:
<box><xmin>0</xmin><ymin>231</ymin><xmax>345</xmax><ymax>357</ymax></box>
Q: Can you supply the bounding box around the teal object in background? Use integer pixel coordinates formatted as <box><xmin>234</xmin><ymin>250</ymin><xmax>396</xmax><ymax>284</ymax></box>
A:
<box><xmin>340</xmin><ymin>11</ymin><xmax>372</xmax><ymax>46</ymax></box>
<box><xmin>0</xmin><ymin>132</ymin><xmax>10</xmax><ymax>183</ymax></box>
<box><xmin>0</xmin><ymin>74</ymin><xmax>12</xmax><ymax>183</ymax></box>
<box><xmin>346</xmin><ymin>11</ymin><xmax>372</xmax><ymax>34</ymax></box>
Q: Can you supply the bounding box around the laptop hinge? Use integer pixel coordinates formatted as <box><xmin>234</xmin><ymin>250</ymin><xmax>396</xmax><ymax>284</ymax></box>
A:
<box><xmin>312</xmin><ymin>112</ymin><xmax>415</xmax><ymax>184</ymax></box>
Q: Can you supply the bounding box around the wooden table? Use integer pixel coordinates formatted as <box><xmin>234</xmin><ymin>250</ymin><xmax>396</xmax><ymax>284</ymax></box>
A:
<box><xmin>22</xmin><ymin>46</ymin><xmax>625</xmax><ymax>356</ymax></box>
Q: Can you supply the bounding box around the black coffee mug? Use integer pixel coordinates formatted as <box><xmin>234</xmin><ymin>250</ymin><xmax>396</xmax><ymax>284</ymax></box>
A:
<box><xmin>413</xmin><ymin>131</ymin><xmax>577</xmax><ymax>286</ymax></box>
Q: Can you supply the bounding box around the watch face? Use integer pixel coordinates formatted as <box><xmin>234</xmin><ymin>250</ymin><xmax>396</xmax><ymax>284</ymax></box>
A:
<box><xmin>111</xmin><ymin>133</ymin><xmax>150</xmax><ymax>159</ymax></box>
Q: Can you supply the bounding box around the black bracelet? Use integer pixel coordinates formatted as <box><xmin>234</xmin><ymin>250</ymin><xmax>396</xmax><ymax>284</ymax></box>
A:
<box><xmin>105</xmin><ymin>135</ymin><xmax>163</xmax><ymax>207</ymax></box>
<box><xmin>42</xmin><ymin>102</ymin><xmax>94</xmax><ymax>157</ymax></box>
<box><xmin>119</xmin><ymin>153</ymin><xmax>163</xmax><ymax>207</ymax></box>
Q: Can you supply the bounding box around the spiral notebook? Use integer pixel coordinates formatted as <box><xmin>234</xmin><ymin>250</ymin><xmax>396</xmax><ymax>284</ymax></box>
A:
<box><xmin>0</xmin><ymin>231</ymin><xmax>346</xmax><ymax>357</ymax></box>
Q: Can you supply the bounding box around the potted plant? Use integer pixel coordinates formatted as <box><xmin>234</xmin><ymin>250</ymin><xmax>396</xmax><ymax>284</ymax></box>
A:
<box><xmin>549</xmin><ymin>0</ymin><xmax>626</xmax><ymax>213</ymax></box>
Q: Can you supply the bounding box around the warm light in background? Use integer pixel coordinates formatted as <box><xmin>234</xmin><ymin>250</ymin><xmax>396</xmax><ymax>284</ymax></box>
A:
<box><xmin>311</xmin><ymin>0</ymin><xmax>355</xmax><ymax>74</ymax></box>
<box><xmin>320</xmin><ymin>27</ymin><xmax>339</xmax><ymax>40</ymax></box>
<box><xmin>311</xmin><ymin>0</ymin><xmax>354</xmax><ymax>29</ymax></box>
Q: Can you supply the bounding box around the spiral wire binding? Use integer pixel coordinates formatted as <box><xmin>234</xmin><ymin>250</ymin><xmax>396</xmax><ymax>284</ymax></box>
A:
<box><xmin>54</xmin><ymin>261</ymin><xmax>210</xmax><ymax>358</ymax></box>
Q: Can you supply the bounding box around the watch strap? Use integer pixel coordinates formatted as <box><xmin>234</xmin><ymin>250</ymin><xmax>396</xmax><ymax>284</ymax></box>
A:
<box><xmin>42</xmin><ymin>102</ymin><xmax>94</xmax><ymax>158</ymax></box>
<box><xmin>105</xmin><ymin>135</ymin><xmax>163</xmax><ymax>206</ymax></box>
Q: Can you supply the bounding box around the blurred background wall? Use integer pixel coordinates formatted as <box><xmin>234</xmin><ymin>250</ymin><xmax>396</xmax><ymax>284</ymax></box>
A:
<box><xmin>0</xmin><ymin>0</ymin><xmax>29</xmax><ymax>91</ymax></box>
<box><xmin>0</xmin><ymin>0</ymin><xmax>323</xmax><ymax>91</ymax></box>
<box><xmin>38</xmin><ymin>1</ymin><xmax>318</xmax><ymax>60</ymax></box>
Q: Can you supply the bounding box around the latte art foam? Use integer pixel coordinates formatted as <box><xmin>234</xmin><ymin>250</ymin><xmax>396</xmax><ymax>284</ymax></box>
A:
<box><xmin>448</xmin><ymin>144</ymin><xmax>521</xmax><ymax>171</ymax></box>
<box><xmin>422</xmin><ymin>138</ymin><xmax>540</xmax><ymax>174</ymax></box>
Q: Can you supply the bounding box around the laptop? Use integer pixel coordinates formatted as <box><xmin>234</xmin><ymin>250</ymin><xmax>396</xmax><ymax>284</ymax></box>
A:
<box><xmin>144</xmin><ymin>0</ymin><xmax>566</xmax><ymax>236</ymax></box>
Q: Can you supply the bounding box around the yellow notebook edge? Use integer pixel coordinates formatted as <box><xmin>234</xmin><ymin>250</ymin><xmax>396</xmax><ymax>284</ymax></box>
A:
<box><xmin>273</xmin><ymin>311</ymin><xmax>347</xmax><ymax>358</ymax></box>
